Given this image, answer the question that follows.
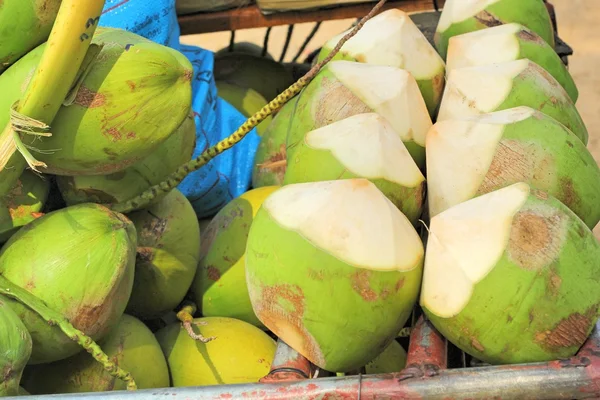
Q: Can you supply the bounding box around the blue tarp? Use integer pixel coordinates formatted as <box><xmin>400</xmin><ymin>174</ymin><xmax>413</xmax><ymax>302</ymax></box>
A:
<box><xmin>99</xmin><ymin>0</ymin><xmax>261</xmax><ymax>218</ymax></box>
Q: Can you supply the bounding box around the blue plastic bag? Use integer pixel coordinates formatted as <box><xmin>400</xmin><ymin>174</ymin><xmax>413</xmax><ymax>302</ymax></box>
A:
<box><xmin>99</xmin><ymin>0</ymin><xmax>261</xmax><ymax>218</ymax></box>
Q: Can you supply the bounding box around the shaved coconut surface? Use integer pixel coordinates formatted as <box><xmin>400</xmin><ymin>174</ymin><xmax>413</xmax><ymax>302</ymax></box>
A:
<box><xmin>306</xmin><ymin>113</ymin><xmax>424</xmax><ymax>187</ymax></box>
<box><xmin>329</xmin><ymin>61</ymin><xmax>430</xmax><ymax>146</ymax></box>
<box><xmin>325</xmin><ymin>9</ymin><xmax>445</xmax><ymax>80</ymax></box>
<box><xmin>264</xmin><ymin>179</ymin><xmax>424</xmax><ymax>272</ymax></box>
<box><xmin>447</xmin><ymin>23</ymin><xmax>522</xmax><ymax>71</ymax></box>
<box><xmin>437</xmin><ymin>0</ymin><xmax>502</xmax><ymax>32</ymax></box>
<box><xmin>421</xmin><ymin>183</ymin><xmax>530</xmax><ymax>318</ymax></box>
<box><xmin>437</xmin><ymin>59</ymin><xmax>529</xmax><ymax>121</ymax></box>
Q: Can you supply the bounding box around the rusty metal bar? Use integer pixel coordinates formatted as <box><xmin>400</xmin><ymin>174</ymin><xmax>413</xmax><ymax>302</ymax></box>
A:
<box><xmin>260</xmin><ymin>339</ymin><xmax>315</xmax><ymax>383</ymax></box>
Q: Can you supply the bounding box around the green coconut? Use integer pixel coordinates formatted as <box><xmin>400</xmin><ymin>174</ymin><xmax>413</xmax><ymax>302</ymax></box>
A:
<box><xmin>286</xmin><ymin>60</ymin><xmax>431</xmax><ymax>170</ymax></box>
<box><xmin>245</xmin><ymin>179</ymin><xmax>424</xmax><ymax>372</ymax></box>
<box><xmin>446</xmin><ymin>23</ymin><xmax>578</xmax><ymax>102</ymax></box>
<box><xmin>317</xmin><ymin>9</ymin><xmax>446</xmax><ymax>117</ymax></box>
<box><xmin>284</xmin><ymin>113</ymin><xmax>426</xmax><ymax>225</ymax></box>
<box><xmin>213</xmin><ymin>52</ymin><xmax>295</xmax><ymax>101</ymax></box>
<box><xmin>252</xmin><ymin>100</ymin><xmax>295</xmax><ymax>188</ymax></box>
<box><xmin>422</xmin><ymin>182</ymin><xmax>600</xmax><ymax>364</ymax></box>
<box><xmin>56</xmin><ymin>113</ymin><xmax>196</xmax><ymax>210</ymax></box>
<box><xmin>125</xmin><ymin>189</ymin><xmax>200</xmax><ymax>320</ymax></box>
<box><xmin>0</xmin><ymin>170</ymin><xmax>49</xmax><ymax>243</ymax></box>
<box><xmin>0</xmin><ymin>203</ymin><xmax>137</xmax><ymax>364</ymax></box>
<box><xmin>155</xmin><ymin>316</ymin><xmax>276</xmax><ymax>386</ymax></box>
<box><xmin>0</xmin><ymin>0</ymin><xmax>61</xmax><ymax>72</ymax></box>
<box><xmin>0</xmin><ymin>27</ymin><xmax>193</xmax><ymax>176</ymax></box>
<box><xmin>364</xmin><ymin>340</ymin><xmax>407</xmax><ymax>374</ymax></box>
<box><xmin>194</xmin><ymin>186</ymin><xmax>280</xmax><ymax>328</ymax></box>
<box><xmin>215</xmin><ymin>42</ymin><xmax>274</xmax><ymax>60</ymax></box>
<box><xmin>216</xmin><ymin>81</ymin><xmax>272</xmax><ymax>135</ymax></box>
<box><xmin>434</xmin><ymin>0</ymin><xmax>555</xmax><ymax>59</ymax></box>
<box><xmin>21</xmin><ymin>314</ymin><xmax>169</xmax><ymax>394</ymax></box>
<box><xmin>426</xmin><ymin>107</ymin><xmax>600</xmax><ymax>228</ymax></box>
<box><xmin>437</xmin><ymin>59</ymin><xmax>588</xmax><ymax>145</ymax></box>
<box><xmin>0</xmin><ymin>295</ymin><xmax>32</xmax><ymax>397</ymax></box>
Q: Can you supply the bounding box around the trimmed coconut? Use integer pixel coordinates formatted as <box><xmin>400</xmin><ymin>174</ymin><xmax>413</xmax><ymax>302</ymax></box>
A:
<box><xmin>284</xmin><ymin>113</ymin><xmax>425</xmax><ymax>224</ymax></box>
<box><xmin>252</xmin><ymin>100</ymin><xmax>296</xmax><ymax>188</ymax></box>
<box><xmin>426</xmin><ymin>107</ymin><xmax>600</xmax><ymax>228</ymax></box>
<box><xmin>245</xmin><ymin>179</ymin><xmax>424</xmax><ymax>372</ymax></box>
<box><xmin>434</xmin><ymin>0</ymin><xmax>555</xmax><ymax>59</ymax></box>
<box><xmin>0</xmin><ymin>170</ymin><xmax>50</xmax><ymax>243</ymax></box>
<box><xmin>0</xmin><ymin>204</ymin><xmax>136</xmax><ymax>364</ymax></box>
<box><xmin>155</xmin><ymin>316</ymin><xmax>276</xmax><ymax>386</ymax></box>
<box><xmin>194</xmin><ymin>186</ymin><xmax>280</xmax><ymax>328</ymax></box>
<box><xmin>216</xmin><ymin>81</ymin><xmax>272</xmax><ymax>135</ymax></box>
<box><xmin>421</xmin><ymin>182</ymin><xmax>600</xmax><ymax>364</ymax></box>
<box><xmin>125</xmin><ymin>189</ymin><xmax>201</xmax><ymax>320</ymax></box>
<box><xmin>21</xmin><ymin>314</ymin><xmax>169</xmax><ymax>393</ymax></box>
<box><xmin>286</xmin><ymin>60</ymin><xmax>431</xmax><ymax>169</ymax></box>
<box><xmin>446</xmin><ymin>23</ymin><xmax>578</xmax><ymax>102</ymax></box>
<box><xmin>0</xmin><ymin>27</ymin><xmax>193</xmax><ymax>176</ymax></box>
<box><xmin>437</xmin><ymin>59</ymin><xmax>588</xmax><ymax>144</ymax></box>
<box><xmin>0</xmin><ymin>295</ymin><xmax>32</xmax><ymax>397</ymax></box>
<box><xmin>317</xmin><ymin>9</ymin><xmax>446</xmax><ymax>116</ymax></box>
<box><xmin>56</xmin><ymin>113</ymin><xmax>196</xmax><ymax>210</ymax></box>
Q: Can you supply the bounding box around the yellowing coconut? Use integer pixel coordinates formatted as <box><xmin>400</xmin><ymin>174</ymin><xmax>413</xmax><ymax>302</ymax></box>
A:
<box><xmin>437</xmin><ymin>59</ymin><xmax>588</xmax><ymax>144</ymax></box>
<box><xmin>216</xmin><ymin>81</ymin><xmax>272</xmax><ymax>135</ymax></box>
<box><xmin>245</xmin><ymin>179</ymin><xmax>424</xmax><ymax>372</ymax></box>
<box><xmin>317</xmin><ymin>9</ymin><xmax>446</xmax><ymax>116</ymax></box>
<box><xmin>155</xmin><ymin>317</ymin><xmax>276</xmax><ymax>386</ymax></box>
<box><xmin>284</xmin><ymin>113</ymin><xmax>425</xmax><ymax>225</ymax></box>
<box><xmin>421</xmin><ymin>182</ymin><xmax>600</xmax><ymax>364</ymax></box>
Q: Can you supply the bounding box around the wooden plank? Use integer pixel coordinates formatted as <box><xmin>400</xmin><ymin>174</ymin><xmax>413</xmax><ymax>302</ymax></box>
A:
<box><xmin>178</xmin><ymin>0</ymin><xmax>444</xmax><ymax>35</ymax></box>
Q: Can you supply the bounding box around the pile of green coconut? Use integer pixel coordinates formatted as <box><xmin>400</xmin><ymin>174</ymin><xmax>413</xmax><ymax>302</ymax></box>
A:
<box><xmin>1</xmin><ymin>0</ymin><xmax>600</xmax><ymax>397</ymax></box>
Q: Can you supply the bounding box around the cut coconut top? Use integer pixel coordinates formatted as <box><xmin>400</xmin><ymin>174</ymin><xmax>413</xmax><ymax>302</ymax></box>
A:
<box><xmin>305</xmin><ymin>113</ymin><xmax>425</xmax><ymax>187</ymax></box>
<box><xmin>264</xmin><ymin>179</ymin><xmax>424</xmax><ymax>272</ymax></box>
<box><xmin>436</xmin><ymin>0</ymin><xmax>502</xmax><ymax>32</ymax></box>
<box><xmin>446</xmin><ymin>23</ymin><xmax>523</xmax><ymax>72</ymax></box>
<box><xmin>437</xmin><ymin>59</ymin><xmax>530</xmax><ymax>121</ymax></box>
<box><xmin>421</xmin><ymin>182</ymin><xmax>530</xmax><ymax>318</ymax></box>
<box><xmin>328</xmin><ymin>60</ymin><xmax>431</xmax><ymax>147</ymax></box>
<box><xmin>325</xmin><ymin>9</ymin><xmax>445</xmax><ymax>80</ymax></box>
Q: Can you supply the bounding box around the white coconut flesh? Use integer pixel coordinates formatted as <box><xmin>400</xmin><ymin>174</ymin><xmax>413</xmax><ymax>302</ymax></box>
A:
<box><xmin>328</xmin><ymin>61</ymin><xmax>430</xmax><ymax>147</ymax></box>
<box><xmin>325</xmin><ymin>9</ymin><xmax>445</xmax><ymax>81</ymax></box>
<box><xmin>437</xmin><ymin>0</ymin><xmax>503</xmax><ymax>33</ymax></box>
<box><xmin>446</xmin><ymin>23</ymin><xmax>523</xmax><ymax>71</ymax></box>
<box><xmin>264</xmin><ymin>179</ymin><xmax>424</xmax><ymax>272</ymax></box>
<box><xmin>426</xmin><ymin>106</ymin><xmax>536</xmax><ymax>218</ymax></box>
<box><xmin>437</xmin><ymin>59</ymin><xmax>531</xmax><ymax>121</ymax></box>
<box><xmin>421</xmin><ymin>182</ymin><xmax>530</xmax><ymax>318</ymax></box>
<box><xmin>305</xmin><ymin>113</ymin><xmax>425</xmax><ymax>188</ymax></box>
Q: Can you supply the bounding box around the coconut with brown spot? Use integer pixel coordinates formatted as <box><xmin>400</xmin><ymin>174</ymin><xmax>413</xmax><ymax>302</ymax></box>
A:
<box><xmin>421</xmin><ymin>182</ymin><xmax>600</xmax><ymax>364</ymax></box>
<box><xmin>437</xmin><ymin>59</ymin><xmax>588</xmax><ymax>145</ymax></box>
<box><xmin>434</xmin><ymin>0</ymin><xmax>555</xmax><ymax>59</ymax></box>
<box><xmin>446</xmin><ymin>23</ymin><xmax>578</xmax><ymax>102</ymax></box>
<box><xmin>285</xmin><ymin>60</ymin><xmax>431</xmax><ymax>170</ymax></box>
<box><xmin>0</xmin><ymin>27</ymin><xmax>193</xmax><ymax>176</ymax></box>
<box><xmin>245</xmin><ymin>179</ymin><xmax>424</xmax><ymax>372</ymax></box>
<box><xmin>21</xmin><ymin>314</ymin><xmax>169</xmax><ymax>394</ymax></box>
<box><xmin>125</xmin><ymin>189</ymin><xmax>201</xmax><ymax>320</ymax></box>
<box><xmin>426</xmin><ymin>107</ymin><xmax>600</xmax><ymax>228</ymax></box>
<box><xmin>283</xmin><ymin>113</ymin><xmax>426</xmax><ymax>225</ymax></box>
<box><xmin>0</xmin><ymin>203</ymin><xmax>137</xmax><ymax>364</ymax></box>
<box><xmin>155</xmin><ymin>316</ymin><xmax>276</xmax><ymax>386</ymax></box>
<box><xmin>317</xmin><ymin>9</ymin><xmax>446</xmax><ymax>116</ymax></box>
<box><xmin>194</xmin><ymin>186</ymin><xmax>279</xmax><ymax>328</ymax></box>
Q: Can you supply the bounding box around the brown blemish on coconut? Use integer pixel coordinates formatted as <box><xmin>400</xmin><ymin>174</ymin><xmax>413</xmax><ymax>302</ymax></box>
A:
<box><xmin>351</xmin><ymin>270</ymin><xmax>378</xmax><ymax>302</ymax></box>
<box><xmin>183</xmin><ymin>69</ymin><xmax>193</xmax><ymax>82</ymax></box>
<box><xmin>199</xmin><ymin>219</ymin><xmax>218</xmax><ymax>259</ymax></box>
<box><xmin>104</xmin><ymin>127</ymin><xmax>123</xmax><ymax>142</ymax></box>
<box><xmin>529</xmin><ymin>63</ymin><xmax>560</xmax><ymax>89</ymax></box>
<box><xmin>507</xmin><ymin>208</ymin><xmax>566</xmax><ymax>271</ymax></box>
<box><xmin>74</xmin><ymin>86</ymin><xmax>107</xmax><ymax>109</ymax></box>
<box><xmin>136</xmin><ymin>247</ymin><xmax>155</xmax><ymax>263</ymax></box>
<box><xmin>532</xmin><ymin>189</ymin><xmax>549</xmax><ymax>201</ymax></box>
<box><xmin>559</xmin><ymin>177</ymin><xmax>581</xmax><ymax>212</ymax></box>
<box><xmin>432</xmin><ymin>72</ymin><xmax>445</xmax><ymax>99</ymax></box>
<box><xmin>517</xmin><ymin>29</ymin><xmax>542</xmax><ymax>43</ymax></box>
<box><xmin>308</xmin><ymin>268</ymin><xmax>325</xmax><ymax>281</ymax></box>
<box><xmin>252</xmin><ymin>283</ymin><xmax>325</xmax><ymax>366</ymax></box>
<box><xmin>257</xmin><ymin>144</ymin><xmax>287</xmax><ymax>183</ymax></box>
<box><xmin>313</xmin><ymin>77</ymin><xmax>371</xmax><ymax>129</ymax></box>
<box><xmin>126</xmin><ymin>80</ymin><xmax>137</xmax><ymax>91</ymax></box>
<box><xmin>474</xmin><ymin>10</ymin><xmax>503</xmax><ymax>27</ymax></box>
<box><xmin>471</xmin><ymin>337</ymin><xmax>485</xmax><ymax>352</ymax></box>
<box><xmin>35</xmin><ymin>0</ymin><xmax>61</xmax><ymax>26</ymax></box>
<box><xmin>205</xmin><ymin>265</ymin><xmax>221</xmax><ymax>282</ymax></box>
<box><xmin>547</xmin><ymin>269</ymin><xmax>562</xmax><ymax>297</ymax></box>
<box><xmin>535</xmin><ymin>313</ymin><xmax>591</xmax><ymax>350</ymax></box>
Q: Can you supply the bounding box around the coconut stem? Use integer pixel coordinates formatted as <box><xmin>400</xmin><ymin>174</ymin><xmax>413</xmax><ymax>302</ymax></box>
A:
<box><xmin>0</xmin><ymin>275</ymin><xmax>138</xmax><ymax>390</ymax></box>
<box><xmin>109</xmin><ymin>0</ymin><xmax>388</xmax><ymax>214</ymax></box>
<box><xmin>176</xmin><ymin>301</ymin><xmax>216</xmax><ymax>343</ymax></box>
